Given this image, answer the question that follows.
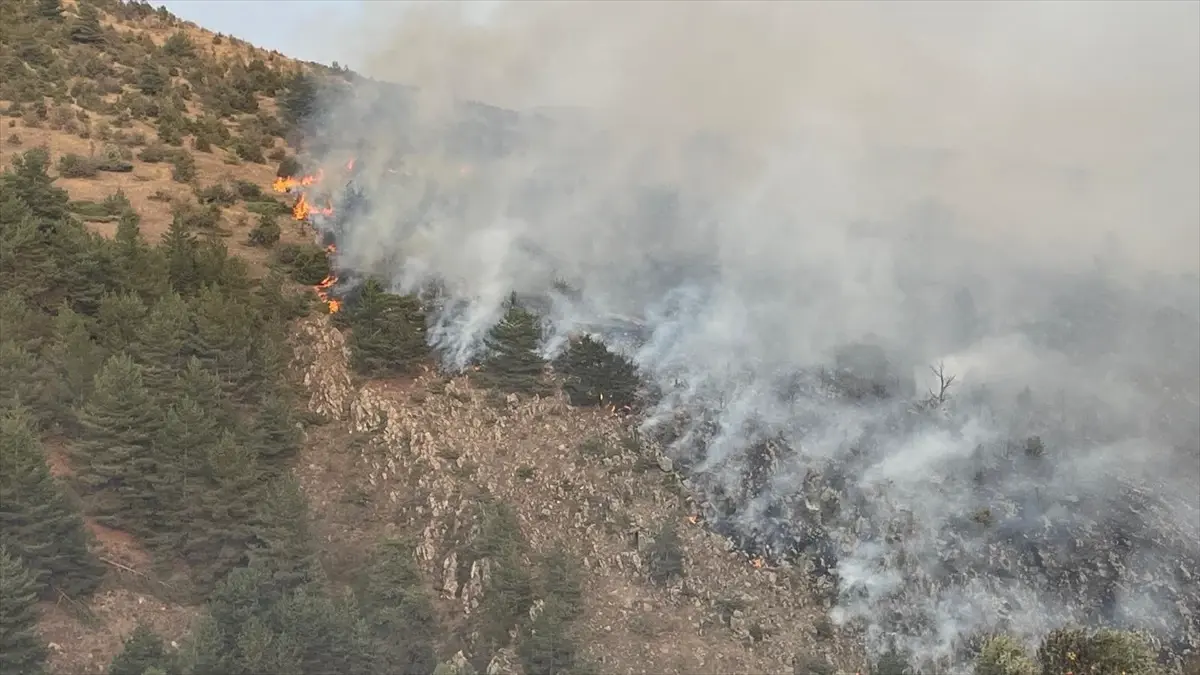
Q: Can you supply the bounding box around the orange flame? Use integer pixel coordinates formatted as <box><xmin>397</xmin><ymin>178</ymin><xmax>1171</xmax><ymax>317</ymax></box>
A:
<box><xmin>315</xmin><ymin>244</ymin><xmax>340</xmax><ymax>313</ymax></box>
<box><xmin>273</xmin><ymin>169</ymin><xmax>324</xmax><ymax>194</ymax></box>
<box><xmin>687</xmin><ymin>515</ymin><xmax>699</xmax><ymax>525</ymax></box>
<box><xmin>346</xmin><ymin>159</ymin><xmax>355</xmax><ymax>171</ymax></box>
<box><xmin>751</xmin><ymin>557</ymin><xmax>764</xmax><ymax>569</ymax></box>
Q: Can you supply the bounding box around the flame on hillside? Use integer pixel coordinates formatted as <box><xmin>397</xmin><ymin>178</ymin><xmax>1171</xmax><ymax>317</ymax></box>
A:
<box><xmin>315</xmin><ymin>244</ymin><xmax>340</xmax><ymax>314</ymax></box>
<box><xmin>275</xmin><ymin>167</ymin><xmax>348</xmax><ymax>314</ymax></box>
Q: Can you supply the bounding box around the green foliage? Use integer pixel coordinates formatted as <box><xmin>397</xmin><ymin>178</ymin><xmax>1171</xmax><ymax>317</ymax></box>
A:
<box><xmin>136</xmin><ymin>62</ymin><xmax>168</xmax><ymax>97</ymax></box>
<box><xmin>275</xmin><ymin>242</ymin><xmax>331</xmax><ymax>285</ymax></box>
<box><xmin>647</xmin><ymin>522</ymin><xmax>684</xmax><ymax>586</ymax></box>
<box><xmin>470</xmin><ymin>502</ymin><xmax>534</xmax><ymax>647</ymax></box>
<box><xmin>69</xmin><ymin>2</ymin><xmax>104</xmax><ymax>44</ymax></box>
<box><xmin>475</xmin><ymin>295</ymin><xmax>547</xmax><ymax>395</ymax></box>
<box><xmin>169</xmin><ymin>150</ymin><xmax>196</xmax><ymax>182</ymax></box>
<box><xmin>0</xmin><ymin>407</ymin><xmax>103</xmax><ymax>598</ymax></box>
<box><xmin>36</xmin><ymin>0</ymin><xmax>64</xmax><ymax>21</ymax></box>
<box><xmin>57</xmin><ymin>152</ymin><xmax>99</xmax><ymax>178</ymax></box>
<box><xmin>2</xmin><ymin>148</ymin><xmax>70</xmax><ymax>221</ymax></box>
<box><xmin>276</xmin><ymin>156</ymin><xmax>301</xmax><ymax>178</ymax></box>
<box><xmin>279</xmin><ymin>72</ymin><xmax>318</xmax><ymax>128</ymax></box>
<box><xmin>359</xmin><ymin>539</ymin><xmax>439</xmax><ymax>675</ymax></box>
<box><xmin>556</xmin><ymin>334</ymin><xmax>639</xmax><ymax>409</ymax></box>
<box><xmin>0</xmin><ymin>546</ymin><xmax>47</xmax><ymax>675</ymax></box>
<box><xmin>345</xmin><ymin>279</ymin><xmax>429</xmax><ymax>377</ymax></box>
<box><xmin>109</xmin><ymin>624</ymin><xmax>177</xmax><ymax>675</ymax></box>
<box><xmin>247</xmin><ymin>213</ymin><xmax>280</xmax><ymax>247</ymax></box>
<box><xmin>976</xmin><ymin>635</ymin><xmax>1037</xmax><ymax>675</ymax></box>
<box><xmin>1037</xmin><ymin>628</ymin><xmax>1158</xmax><ymax>675</ymax></box>
<box><xmin>73</xmin><ymin>354</ymin><xmax>164</xmax><ymax>536</ymax></box>
<box><xmin>184</xmin><ymin>565</ymin><xmax>375</xmax><ymax>675</ymax></box>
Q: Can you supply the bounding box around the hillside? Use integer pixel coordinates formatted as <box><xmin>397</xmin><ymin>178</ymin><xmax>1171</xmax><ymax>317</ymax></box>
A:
<box><xmin>0</xmin><ymin>2</ymin><xmax>1192</xmax><ymax>675</ymax></box>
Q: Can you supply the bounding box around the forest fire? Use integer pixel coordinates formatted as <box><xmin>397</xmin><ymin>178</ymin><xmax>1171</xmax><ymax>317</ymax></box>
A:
<box><xmin>315</xmin><ymin>244</ymin><xmax>340</xmax><ymax>314</ymax></box>
<box><xmin>272</xmin><ymin>168</ymin><xmax>324</xmax><ymax>193</ymax></box>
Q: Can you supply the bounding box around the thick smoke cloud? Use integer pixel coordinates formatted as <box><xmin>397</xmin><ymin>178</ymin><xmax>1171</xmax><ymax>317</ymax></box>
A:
<box><xmin>312</xmin><ymin>0</ymin><xmax>1200</xmax><ymax>667</ymax></box>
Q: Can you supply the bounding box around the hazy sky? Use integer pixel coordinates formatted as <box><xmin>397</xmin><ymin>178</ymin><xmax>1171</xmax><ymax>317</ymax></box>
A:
<box><xmin>157</xmin><ymin>0</ymin><xmax>502</xmax><ymax>68</ymax></box>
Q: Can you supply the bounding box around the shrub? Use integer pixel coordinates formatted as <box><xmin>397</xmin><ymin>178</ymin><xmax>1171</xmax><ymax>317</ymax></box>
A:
<box><xmin>137</xmin><ymin>144</ymin><xmax>172</xmax><ymax>163</ymax></box>
<box><xmin>56</xmin><ymin>153</ymin><xmax>98</xmax><ymax>178</ymax></box>
<box><xmin>275</xmin><ymin>155</ymin><xmax>301</xmax><ymax>178</ymax></box>
<box><xmin>975</xmin><ymin>635</ymin><xmax>1036</xmax><ymax>675</ymax></box>
<box><xmin>245</xmin><ymin>199</ymin><xmax>291</xmax><ymax>218</ymax></box>
<box><xmin>194</xmin><ymin>182</ymin><xmax>237</xmax><ymax>206</ymax></box>
<box><xmin>1037</xmin><ymin>628</ymin><xmax>1157</xmax><ymax>675</ymax></box>
<box><xmin>247</xmin><ymin>213</ymin><xmax>281</xmax><ymax>247</ymax></box>
<box><xmin>169</xmin><ymin>151</ymin><xmax>196</xmax><ymax>183</ymax></box>
<box><xmin>275</xmin><ymin>243</ymin><xmax>330</xmax><ymax>285</ymax></box>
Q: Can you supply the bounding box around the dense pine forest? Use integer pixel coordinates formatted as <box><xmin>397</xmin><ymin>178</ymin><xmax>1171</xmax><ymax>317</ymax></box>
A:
<box><xmin>0</xmin><ymin>1</ymin><xmax>1191</xmax><ymax>674</ymax></box>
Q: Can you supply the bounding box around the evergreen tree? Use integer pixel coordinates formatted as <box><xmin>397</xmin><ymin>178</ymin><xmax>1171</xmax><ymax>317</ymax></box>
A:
<box><xmin>476</xmin><ymin>295</ymin><xmax>546</xmax><ymax>395</ymax></box>
<box><xmin>248</xmin><ymin>393</ymin><xmax>300</xmax><ymax>469</ymax></box>
<box><xmin>519</xmin><ymin>609</ymin><xmax>579</xmax><ymax>675</ymax></box>
<box><xmin>69</xmin><ymin>2</ymin><xmax>103</xmax><ymax>44</ymax></box>
<box><xmin>0</xmin><ymin>342</ymin><xmax>55</xmax><ymax>428</ymax></box>
<box><xmin>171</xmin><ymin>357</ymin><xmax>235</xmax><ymax>429</ymax></box>
<box><xmin>0</xmin><ymin>217</ymin><xmax>62</xmax><ymax>312</ymax></box>
<box><xmin>359</xmin><ymin>539</ymin><xmax>438</xmax><ymax>675</ymax></box>
<box><xmin>279</xmin><ymin>73</ymin><xmax>318</xmax><ymax>128</ymax></box>
<box><xmin>0</xmin><ymin>547</ymin><xmax>47</xmax><ymax>675</ymax></box>
<box><xmin>346</xmin><ymin>279</ymin><xmax>429</xmax><ymax>377</ymax></box>
<box><xmin>95</xmin><ymin>292</ymin><xmax>147</xmax><ymax>354</ymax></box>
<box><xmin>556</xmin><ymin>335</ymin><xmax>639</xmax><ymax>409</ymax></box>
<box><xmin>73</xmin><ymin>354</ymin><xmax>161</xmax><ymax>536</ymax></box>
<box><xmin>246</xmin><ymin>477</ymin><xmax>319</xmax><ymax>599</ymax></box>
<box><xmin>148</xmin><ymin>397</ymin><xmax>215</xmax><ymax>553</ymax></box>
<box><xmin>129</xmin><ymin>293</ymin><xmax>191</xmax><ymax>396</ymax></box>
<box><xmin>35</xmin><ymin>0</ymin><xmax>63</xmax><ymax>21</ymax></box>
<box><xmin>43</xmin><ymin>307</ymin><xmax>104</xmax><ymax>428</ymax></box>
<box><xmin>1</xmin><ymin>148</ymin><xmax>69</xmax><ymax>222</ymax></box>
<box><xmin>182</xmin><ymin>432</ymin><xmax>263</xmax><ymax>592</ymax></box>
<box><xmin>975</xmin><ymin>635</ymin><xmax>1036</xmax><ymax>675</ymax></box>
<box><xmin>0</xmin><ymin>408</ymin><xmax>103</xmax><ymax>598</ymax></box>
<box><xmin>109</xmin><ymin>624</ymin><xmax>176</xmax><ymax>675</ymax></box>
<box><xmin>161</xmin><ymin>218</ymin><xmax>198</xmax><ymax>296</ymax></box>
<box><xmin>137</xmin><ymin>62</ymin><xmax>167</xmax><ymax>97</ymax></box>
<box><xmin>188</xmin><ymin>286</ymin><xmax>257</xmax><ymax>402</ymax></box>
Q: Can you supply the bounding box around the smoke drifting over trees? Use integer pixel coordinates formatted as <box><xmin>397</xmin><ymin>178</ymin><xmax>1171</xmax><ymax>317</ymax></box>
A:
<box><xmin>304</xmin><ymin>1</ymin><xmax>1199</xmax><ymax>668</ymax></box>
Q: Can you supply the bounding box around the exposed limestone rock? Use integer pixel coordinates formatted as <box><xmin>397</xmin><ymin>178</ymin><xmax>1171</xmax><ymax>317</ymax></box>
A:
<box><xmin>294</xmin><ymin>314</ymin><xmax>865</xmax><ymax>673</ymax></box>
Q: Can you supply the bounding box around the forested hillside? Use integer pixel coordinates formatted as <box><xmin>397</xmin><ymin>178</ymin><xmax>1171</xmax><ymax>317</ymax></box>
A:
<box><xmin>0</xmin><ymin>1</ymin><xmax>1189</xmax><ymax>674</ymax></box>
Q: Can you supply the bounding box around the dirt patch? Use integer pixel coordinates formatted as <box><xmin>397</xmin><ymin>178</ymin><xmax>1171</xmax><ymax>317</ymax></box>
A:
<box><xmin>39</xmin><ymin>585</ymin><xmax>199</xmax><ymax>675</ymax></box>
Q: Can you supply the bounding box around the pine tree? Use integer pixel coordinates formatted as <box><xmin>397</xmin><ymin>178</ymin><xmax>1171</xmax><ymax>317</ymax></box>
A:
<box><xmin>95</xmin><ymin>292</ymin><xmax>147</xmax><ymax>353</ymax></box>
<box><xmin>147</xmin><ymin>397</ymin><xmax>217</xmax><ymax>552</ymax></box>
<box><xmin>248</xmin><ymin>393</ymin><xmax>300</xmax><ymax>469</ymax></box>
<box><xmin>109</xmin><ymin>624</ymin><xmax>176</xmax><ymax>675</ymax></box>
<box><xmin>1</xmin><ymin>148</ymin><xmax>69</xmax><ymax>223</ymax></box>
<box><xmin>0</xmin><ymin>546</ymin><xmax>47</xmax><ymax>675</ymax></box>
<box><xmin>476</xmin><ymin>295</ymin><xmax>546</xmax><ymax>395</ymax></box>
<box><xmin>0</xmin><ymin>217</ymin><xmax>62</xmax><ymax>312</ymax></box>
<box><xmin>0</xmin><ymin>408</ymin><xmax>103</xmax><ymax>599</ymax></box>
<box><xmin>161</xmin><ymin>218</ymin><xmax>198</xmax><ymax>296</ymax></box>
<box><xmin>129</xmin><ymin>293</ymin><xmax>191</xmax><ymax>397</ymax></box>
<box><xmin>359</xmin><ymin>539</ymin><xmax>438</xmax><ymax>675</ymax></box>
<box><xmin>346</xmin><ymin>279</ymin><xmax>429</xmax><ymax>377</ymax></box>
<box><xmin>35</xmin><ymin>0</ymin><xmax>63</xmax><ymax>21</ymax></box>
<box><xmin>188</xmin><ymin>286</ymin><xmax>257</xmax><ymax>402</ymax></box>
<box><xmin>975</xmin><ymin>635</ymin><xmax>1036</xmax><ymax>675</ymax></box>
<box><xmin>43</xmin><ymin>307</ymin><xmax>104</xmax><ymax>429</ymax></box>
<box><xmin>74</xmin><ymin>354</ymin><xmax>162</xmax><ymax>536</ymax></box>
<box><xmin>556</xmin><ymin>335</ymin><xmax>639</xmax><ymax>409</ymax></box>
<box><xmin>246</xmin><ymin>477</ymin><xmax>319</xmax><ymax>599</ymax></box>
<box><xmin>69</xmin><ymin>2</ymin><xmax>103</xmax><ymax>44</ymax></box>
<box><xmin>171</xmin><ymin>357</ymin><xmax>235</xmax><ymax>429</ymax></box>
<box><xmin>182</xmin><ymin>432</ymin><xmax>264</xmax><ymax>592</ymax></box>
<box><xmin>0</xmin><ymin>342</ymin><xmax>55</xmax><ymax>429</ymax></box>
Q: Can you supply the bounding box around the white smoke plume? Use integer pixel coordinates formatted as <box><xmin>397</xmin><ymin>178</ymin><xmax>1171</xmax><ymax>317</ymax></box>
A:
<box><xmin>307</xmin><ymin>0</ymin><xmax>1200</xmax><ymax>668</ymax></box>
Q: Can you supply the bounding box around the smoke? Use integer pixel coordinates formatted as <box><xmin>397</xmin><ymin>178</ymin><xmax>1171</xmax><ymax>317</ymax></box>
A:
<box><xmin>310</xmin><ymin>0</ymin><xmax>1200</xmax><ymax>667</ymax></box>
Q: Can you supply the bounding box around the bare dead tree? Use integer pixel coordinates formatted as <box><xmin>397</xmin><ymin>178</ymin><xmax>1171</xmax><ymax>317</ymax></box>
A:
<box><xmin>926</xmin><ymin>361</ymin><xmax>957</xmax><ymax>407</ymax></box>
